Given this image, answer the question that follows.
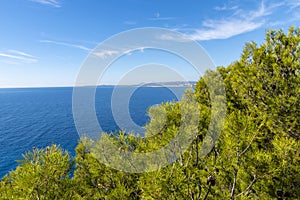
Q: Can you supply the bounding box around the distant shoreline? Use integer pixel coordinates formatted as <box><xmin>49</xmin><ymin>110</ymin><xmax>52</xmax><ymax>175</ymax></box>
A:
<box><xmin>0</xmin><ymin>81</ymin><xmax>197</xmax><ymax>89</ymax></box>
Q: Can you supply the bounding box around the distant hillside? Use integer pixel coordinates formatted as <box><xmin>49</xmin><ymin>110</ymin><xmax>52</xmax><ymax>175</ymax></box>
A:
<box><xmin>139</xmin><ymin>81</ymin><xmax>197</xmax><ymax>87</ymax></box>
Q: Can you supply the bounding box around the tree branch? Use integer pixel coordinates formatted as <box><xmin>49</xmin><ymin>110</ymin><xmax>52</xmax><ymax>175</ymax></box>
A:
<box><xmin>230</xmin><ymin>170</ymin><xmax>237</xmax><ymax>200</ymax></box>
<box><xmin>238</xmin><ymin>132</ymin><xmax>257</xmax><ymax>158</ymax></box>
<box><xmin>236</xmin><ymin>174</ymin><xmax>257</xmax><ymax>197</ymax></box>
<box><xmin>203</xmin><ymin>185</ymin><xmax>211</xmax><ymax>200</ymax></box>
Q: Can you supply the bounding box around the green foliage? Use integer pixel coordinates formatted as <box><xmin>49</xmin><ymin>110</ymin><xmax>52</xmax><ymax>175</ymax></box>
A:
<box><xmin>0</xmin><ymin>144</ymin><xmax>75</xmax><ymax>199</ymax></box>
<box><xmin>1</xmin><ymin>27</ymin><xmax>299</xmax><ymax>199</ymax></box>
<box><xmin>73</xmin><ymin>137</ymin><xmax>141</xmax><ymax>199</ymax></box>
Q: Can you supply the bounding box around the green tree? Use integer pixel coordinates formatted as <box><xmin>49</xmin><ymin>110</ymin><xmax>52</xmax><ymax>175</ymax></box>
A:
<box><xmin>1</xmin><ymin>27</ymin><xmax>299</xmax><ymax>199</ymax></box>
<box><xmin>0</xmin><ymin>144</ymin><xmax>75</xmax><ymax>199</ymax></box>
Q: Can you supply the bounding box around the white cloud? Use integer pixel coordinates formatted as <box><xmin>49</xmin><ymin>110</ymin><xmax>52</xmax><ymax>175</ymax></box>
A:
<box><xmin>188</xmin><ymin>19</ymin><xmax>263</xmax><ymax>41</ymax></box>
<box><xmin>8</xmin><ymin>50</ymin><xmax>35</xmax><ymax>58</ymax></box>
<box><xmin>0</xmin><ymin>50</ymin><xmax>38</xmax><ymax>64</ymax></box>
<box><xmin>93</xmin><ymin>47</ymin><xmax>147</xmax><ymax>59</ymax></box>
<box><xmin>157</xmin><ymin>33</ymin><xmax>190</xmax><ymax>42</ymax></box>
<box><xmin>160</xmin><ymin>1</ymin><xmax>281</xmax><ymax>41</ymax></box>
<box><xmin>247</xmin><ymin>1</ymin><xmax>269</xmax><ymax>19</ymax></box>
<box><xmin>40</xmin><ymin>40</ymin><xmax>92</xmax><ymax>51</ymax></box>
<box><xmin>286</xmin><ymin>0</ymin><xmax>300</xmax><ymax>9</ymax></box>
<box><xmin>30</xmin><ymin>0</ymin><xmax>61</xmax><ymax>8</ymax></box>
<box><xmin>148</xmin><ymin>12</ymin><xmax>177</xmax><ymax>21</ymax></box>
<box><xmin>138</xmin><ymin>47</ymin><xmax>145</xmax><ymax>53</ymax></box>
<box><xmin>256</xmin><ymin>0</ymin><xmax>299</xmax><ymax>26</ymax></box>
<box><xmin>123</xmin><ymin>47</ymin><xmax>146</xmax><ymax>56</ymax></box>
<box><xmin>93</xmin><ymin>50</ymin><xmax>119</xmax><ymax>58</ymax></box>
<box><xmin>246</xmin><ymin>1</ymin><xmax>284</xmax><ymax>19</ymax></box>
<box><xmin>214</xmin><ymin>5</ymin><xmax>239</xmax><ymax>11</ymax></box>
<box><xmin>148</xmin><ymin>17</ymin><xmax>177</xmax><ymax>21</ymax></box>
<box><xmin>194</xmin><ymin>1</ymin><xmax>275</xmax><ymax>41</ymax></box>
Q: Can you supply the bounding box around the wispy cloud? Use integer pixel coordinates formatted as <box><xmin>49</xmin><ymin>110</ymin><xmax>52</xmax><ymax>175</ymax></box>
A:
<box><xmin>157</xmin><ymin>33</ymin><xmax>190</xmax><ymax>42</ymax></box>
<box><xmin>148</xmin><ymin>17</ymin><xmax>177</xmax><ymax>21</ymax></box>
<box><xmin>189</xmin><ymin>20</ymin><xmax>263</xmax><ymax>41</ymax></box>
<box><xmin>214</xmin><ymin>5</ymin><xmax>239</xmax><ymax>11</ymax></box>
<box><xmin>259</xmin><ymin>0</ymin><xmax>300</xmax><ymax>26</ymax></box>
<box><xmin>8</xmin><ymin>50</ymin><xmax>35</xmax><ymax>58</ymax></box>
<box><xmin>160</xmin><ymin>1</ymin><xmax>282</xmax><ymax>41</ymax></box>
<box><xmin>243</xmin><ymin>1</ymin><xmax>284</xmax><ymax>19</ymax></box>
<box><xmin>191</xmin><ymin>1</ymin><xmax>276</xmax><ymax>40</ymax></box>
<box><xmin>30</xmin><ymin>0</ymin><xmax>61</xmax><ymax>7</ymax></box>
<box><xmin>93</xmin><ymin>47</ymin><xmax>146</xmax><ymax>59</ymax></box>
<box><xmin>93</xmin><ymin>50</ymin><xmax>119</xmax><ymax>59</ymax></box>
<box><xmin>286</xmin><ymin>0</ymin><xmax>300</xmax><ymax>9</ymax></box>
<box><xmin>40</xmin><ymin>40</ymin><xmax>92</xmax><ymax>51</ymax></box>
<box><xmin>0</xmin><ymin>50</ymin><xmax>38</xmax><ymax>64</ymax></box>
<box><xmin>148</xmin><ymin>12</ymin><xmax>177</xmax><ymax>21</ymax></box>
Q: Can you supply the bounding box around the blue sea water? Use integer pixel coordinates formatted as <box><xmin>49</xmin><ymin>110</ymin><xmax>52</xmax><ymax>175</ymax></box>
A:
<box><xmin>0</xmin><ymin>86</ymin><xmax>186</xmax><ymax>178</ymax></box>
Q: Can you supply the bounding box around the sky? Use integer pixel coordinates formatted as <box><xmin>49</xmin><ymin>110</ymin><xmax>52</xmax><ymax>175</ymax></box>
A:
<box><xmin>0</xmin><ymin>0</ymin><xmax>299</xmax><ymax>88</ymax></box>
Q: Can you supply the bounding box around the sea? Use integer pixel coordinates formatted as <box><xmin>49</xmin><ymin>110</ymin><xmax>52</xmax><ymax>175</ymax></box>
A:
<box><xmin>0</xmin><ymin>86</ymin><xmax>186</xmax><ymax>178</ymax></box>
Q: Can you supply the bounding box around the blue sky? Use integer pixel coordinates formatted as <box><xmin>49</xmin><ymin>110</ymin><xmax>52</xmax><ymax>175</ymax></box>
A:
<box><xmin>0</xmin><ymin>0</ymin><xmax>299</xmax><ymax>87</ymax></box>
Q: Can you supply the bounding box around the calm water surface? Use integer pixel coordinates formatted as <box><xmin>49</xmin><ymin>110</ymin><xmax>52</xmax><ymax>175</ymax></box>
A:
<box><xmin>0</xmin><ymin>86</ymin><xmax>186</xmax><ymax>178</ymax></box>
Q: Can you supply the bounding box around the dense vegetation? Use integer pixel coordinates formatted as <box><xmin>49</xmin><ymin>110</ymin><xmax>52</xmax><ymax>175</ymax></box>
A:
<box><xmin>1</xmin><ymin>27</ymin><xmax>299</xmax><ymax>199</ymax></box>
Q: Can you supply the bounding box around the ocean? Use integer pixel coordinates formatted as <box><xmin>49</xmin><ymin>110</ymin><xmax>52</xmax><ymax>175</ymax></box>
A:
<box><xmin>0</xmin><ymin>86</ymin><xmax>186</xmax><ymax>178</ymax></box>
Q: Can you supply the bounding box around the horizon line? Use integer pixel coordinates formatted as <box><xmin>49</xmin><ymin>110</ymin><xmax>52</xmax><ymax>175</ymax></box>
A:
<box><xmin>0</xmin><ymin>81</ymin><xmax>197</xmax><ymax>89</ymax></box>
